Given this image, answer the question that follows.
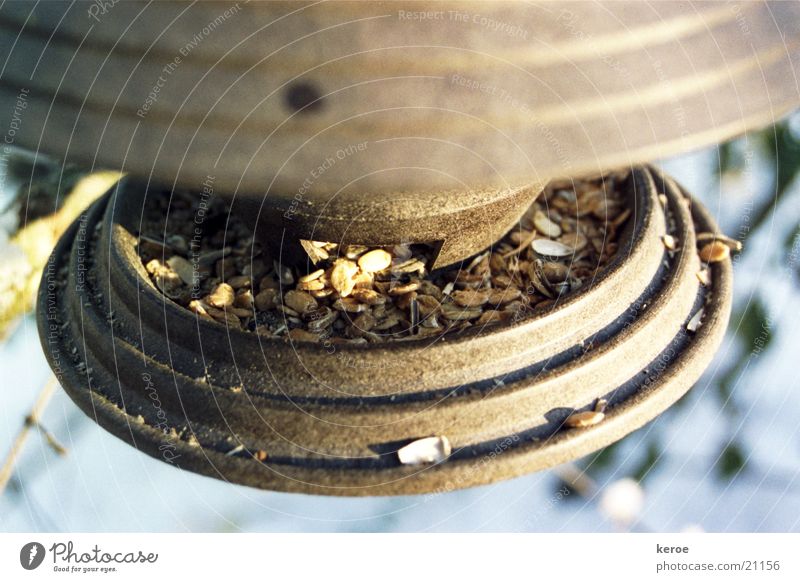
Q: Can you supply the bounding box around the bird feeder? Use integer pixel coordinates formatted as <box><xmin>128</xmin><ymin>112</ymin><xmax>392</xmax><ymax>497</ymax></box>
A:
<box><xmin>1</xmin><ymin>1</ymin><xmax>796</xmax><ymax>495</ymax></box>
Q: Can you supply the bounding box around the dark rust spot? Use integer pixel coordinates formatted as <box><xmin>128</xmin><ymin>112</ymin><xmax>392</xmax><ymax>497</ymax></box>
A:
<box><xmin>285</xmin><ymin>81</ymin><xmax>323</xmax><ymax>113</ymax></box>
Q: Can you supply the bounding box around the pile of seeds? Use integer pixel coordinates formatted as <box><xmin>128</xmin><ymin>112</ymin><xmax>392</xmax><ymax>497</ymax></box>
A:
<box><xmin>137</xmin><ymin>171</ymin><xmax>632</xmax><ymax>343</ymax></box>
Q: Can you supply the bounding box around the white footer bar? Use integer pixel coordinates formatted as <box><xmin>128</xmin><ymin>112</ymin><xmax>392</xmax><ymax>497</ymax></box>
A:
<box><xmin>1</xmin><ymin>533</ymin><xmax>797</xmax><ymax>580</ymax></box>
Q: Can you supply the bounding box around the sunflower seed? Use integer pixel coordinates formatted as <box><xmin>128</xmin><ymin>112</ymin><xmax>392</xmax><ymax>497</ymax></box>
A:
<box><xmin>532</xmin><ymin>239</ymin><xmax>573</xmax><ymax>258</ymax></box>
<box><xmin>698</xmin><ymin>241</ymin><xmax>730</xmax><ymax>263</ymax></box>
<box><xmin>358</xmin><ymin>249</ymin><xmax>393</xmax><ymax>273</ymax></box>
<box><xmin>397</xmin><ymin>436</ymin><xmax>451</xmax><ymax>465</ymax></box>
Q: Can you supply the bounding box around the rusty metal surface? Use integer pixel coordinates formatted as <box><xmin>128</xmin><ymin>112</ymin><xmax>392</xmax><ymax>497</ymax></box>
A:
<box><xmin>37</xmin><ymin>166</ymin><xmax>732</xmax><ymax>495</ymax></box>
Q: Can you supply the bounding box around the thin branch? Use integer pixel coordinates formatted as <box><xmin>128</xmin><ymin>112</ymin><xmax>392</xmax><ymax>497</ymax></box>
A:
<box><xmin>0</xmin><ymin>375</ymin><xmax>60</xmax><ymax>495</ymax></box>
<box><xmin>552</xmin><ymin>463</ymin><xmax>597</xmax><ymax>498</ymax></box>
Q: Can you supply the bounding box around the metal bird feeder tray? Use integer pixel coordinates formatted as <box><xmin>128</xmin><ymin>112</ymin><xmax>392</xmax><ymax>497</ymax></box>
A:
<box><xmin>1</xmin><ymin>1</ymin><xmax>796</xmax><ymax>495</ymax></box>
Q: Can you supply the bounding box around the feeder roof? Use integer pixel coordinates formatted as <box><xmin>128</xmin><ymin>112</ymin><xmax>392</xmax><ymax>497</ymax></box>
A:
<box><xmin>1</xmin><ymin>1</ymin><xmax>798</xmax><ymax>197</ymax></box>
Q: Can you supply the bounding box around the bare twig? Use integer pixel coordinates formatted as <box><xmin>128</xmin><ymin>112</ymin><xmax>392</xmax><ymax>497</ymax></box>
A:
<box><xmin>0</xmin><ymin>376</ymin><xmax>61</xmax><ymax>495</ymax></box>
<box><xmin>552</xmin><ymin>462</ymin><xmax>597</xmax><ymax>498</ymax></box>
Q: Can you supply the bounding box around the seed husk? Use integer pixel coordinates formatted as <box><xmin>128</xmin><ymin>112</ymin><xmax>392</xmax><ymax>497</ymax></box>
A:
<box><xmin>698</xmin><ymin>241</ymin><xmax>730</xmax><ymax>263</ymax></box>
<box><xmin>662</xmin><ymin>234</ymin><xmax>677</xmax><ymax>251</ymax></box>
<box><xmin>333</xmin><ymin>297</ymin><xmax>369</xmax><ymax>313</ymax></box>
<box><xmin>227</xmin><ymin>274</ymin><xmax>251</xmax><ymax>289</ymax></box>
<box><xmin>198</xmin><ymin>247</ymin><xmax>231</xmax><ymax>265</ymax></box>
<box><xmin>696</xmin><ymin>232</ymin><xmax>742</xmax><ymax>252</ymax></box>
<box><xmin>528</xmin><ymin>260</ymin><xmax>554</xmax><ymax>298</ymax></box>
<box><xmin>391</xmin><ymin>258</ymin><xmax>426</xmax><ymax>275</ymax></box>
<box><xmin>397</xmin><ymin>436</ymin><xmax>451</xmax><ymax>465</ymax></box>
<box><xmin>542</xmin><ymin>262</ymin><xmax>569</xmax><ymax>284</ymax></box>
<box><xmin>441</xmin><ymin>304</ymin><xmax>482</xmax><ymax>320</ymax></box>
<box><xmin>283</xmin><ymin>290</ymin><xmax>318</xmax><ymax>314</ymax></box>
<box><xmin>392</xmin><ymin>244</ymin><xmax>412</xmax><ymax>260</ymax></box>
<box><xmin>358</xmin><ymin>249</ymin><xmax>393</xmax><ymax>273</ymax></box>
<box><xmin>686</xmin><ymin>308</ymin><xmax>704</xmax><ymax>333</ymax></box>
<box><xmin>259</xmin><ymin>275</ymin><xmax>279</xmax><ymax>292</ymax></box>
<box><xmin>487</xmin><ymin>287</ymin><xmax>521</xmax><ymax>305</ymax></box>
<box><xmin>351</xmin><ymin>288</ymin><xmax>386</xmax><ymax>306</ymax></box>
<box><xmin>229</xmin><ymin>306</ymin><xmax>253</xmax><ymax>318</ymax></box>
<box><xmin>166</xmin><ymin>255</ymin><xmax>195</xmax><ymax>286</ymax></box>
<box><xmin>310</xmin><ymin>288</ymin><xmax>335</xmax><ymax>299</ymax></box>
<box><xmin>254</xmin><ymin>288</ymin><xmax>278</xmax><ymax>311</ymax></box>
<box><xmin>533</xmin><ymin>210</ymin><xmax>562</xmax><ymax>238</ymax></box>
<box><xmin>234</xmin><ymin>289</ymin><xmax>254</xmax><ymax>309</ymax></box>
<box><xmin>344</xmin><ymin>244</ymin><xmax>370</xmax><ymax>259</ymax></box>
<box><xmin>452</xmin><ymin>289</ymin><xmax>490</xmax><ymax>307</ymax></box>
<box><xmin>287</xmin><ymin>328</ymin><xmax>320</xmax><ymax>343</ymax></box>
<box><xmin>305</xmin><ymin>307</ymin><xmax>338</xmax><ymax>331</ymax></box>
<box><xmin>353</xmin><ymin>312</ymin><xmax>377</xmax><ymax>332</ymax></box>
<box><xmin>565</xmin><ymin>410</ymin><xmax>605</xmax><ymax>428</ymax></box>
<box><xmin>373</xmin><ymin>316</ymin><xmax>400</xmax><ymax>330</ymax></box>
<box><xmin>352</xmin><ymin>270</ymin><xmax>374</xmax><ymax>289</ymax></box>
<box><xmin>389</xmin><ymin>281</ymin><xmax>420</xmax><ymax>296</ymax></box>
<box><xmin>416</xmin><ymin>294</ymin><xmax>441</xmax><ymax>315</ymax></box>
<box><xmin>330</xmin><ymin>259</ymin><xmax>359</xmax><ymax>297</ymax></box>
<box><xmin>559</xmin><ymin>231</ymin><xmax>588</xmax><ymax>252</ymax></box>
<box><xmin>141</xmin><ymin>171</ymin><xmax>630</xmax><ymax>342</ymax></box>
<box><xmin>300</xmin><ymin>239</ymin><xmax>329</xmax><ymax>264</ymax></box>
<box><xmin>208</xmin><ymin>283</ymin><xmax>235</xmax><ymax>308</ymax></box>
<box><xmin>188</xmin><ymin>300</ymin><xmax>212</xmax><ymax>319</ymax></box>
<box><xmin>296</xmin><ymin>278</ymin><xmax>326</xmax><ymax>291</ymax></box>
<box><xmin>298</xmin><ymin>268</ymin><xmax>325</xmax><ymax>283</ymax></box>
<box><xmin>206</xmin><ymin>305</ymin><xmax>241</xmax><ymax>327</ymax></box>
<box><xmin>477</xmin><ymin>310</ymin><xmax>506</xmax><ymax>325</ymax></box>
<box><xmin>395</xmin><ymin>290</ymin><xmax>418</xmax><ymax>310</ymax></box>
<box><xmin>274</xmin><ymin>260</ymin><xmax>295</xmax><ymax>285</ymax></box>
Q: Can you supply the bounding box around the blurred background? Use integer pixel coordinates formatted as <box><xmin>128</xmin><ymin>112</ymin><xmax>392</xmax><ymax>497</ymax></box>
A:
<box><xmin>1</xmin><ymin>111</ymin><xmax>799</xmax><ymax>533</ymax></box>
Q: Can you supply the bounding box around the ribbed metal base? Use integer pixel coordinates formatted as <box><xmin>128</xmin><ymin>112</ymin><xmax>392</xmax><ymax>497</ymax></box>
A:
<box><xmin>38</xmin><ymin>166</ymin><xmax>731</xmax><ymax>495</ymax></box>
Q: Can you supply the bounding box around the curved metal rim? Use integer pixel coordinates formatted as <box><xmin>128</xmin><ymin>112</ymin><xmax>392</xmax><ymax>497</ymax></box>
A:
<box><xmin>113</xmin><ymin>172</ymin><xmax>649</xmax><ymax>353</ymax></box>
